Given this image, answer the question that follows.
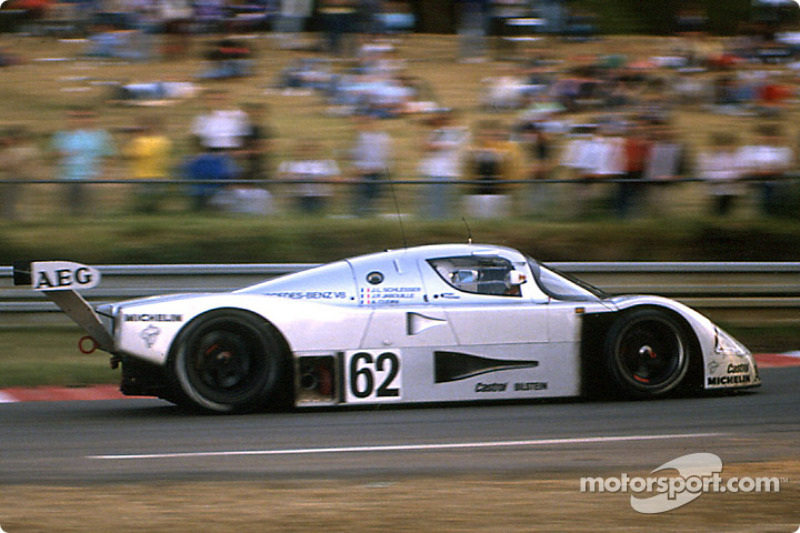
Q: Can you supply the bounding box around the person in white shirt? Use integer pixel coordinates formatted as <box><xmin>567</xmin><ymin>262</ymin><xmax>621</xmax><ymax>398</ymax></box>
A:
<box><xmin>560</xmin><ymin>126</ymin><xmax>625</xmax><ymax>218</ymax></box>
<box><xmin>350</xmin><ymin>115</ymin><xmax>392</xmax><ymax>217</ymax></box>
<box><xmin>418</xmin><ymin>111</ymin><xmax>469</xmax><ymax>219</ymax></box>
<box><xmin>642</xmin><ymin>123</ymin><xmax>689</xmax><ymax>218</ymax></box>
<box><xmin>697</xmin><ymin>132</ymin><xmax>744</xmax><ymax>216</ymax></box>
<box><xmin>737</xmin><ymin>123</ymin><xmax>793</xmax><ymax>217</ymax></box>
<box><xmin>190</xmin><ymin>89</ymin><xmax>251</xmax><ymax>152</ymax></box>
<box><xmin>278</xmin><ymin>140</ymin><xmax>340</xmax><ymax>214</ymax></box>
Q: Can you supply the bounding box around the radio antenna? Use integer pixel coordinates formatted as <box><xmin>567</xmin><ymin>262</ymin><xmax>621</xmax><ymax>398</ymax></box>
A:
<box><xmin>387</xmin><ymin>168</ymin><xmax>408</xmax><ymax>249</ymax></box>
<box><xmin>462</xmin><ymin>217</ymin><xmax>473</xmax><ymax>245</ymax></box>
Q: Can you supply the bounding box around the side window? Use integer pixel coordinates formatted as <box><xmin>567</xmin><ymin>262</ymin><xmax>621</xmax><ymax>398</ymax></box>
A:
<box><xmin>428</xmin><ymin>256</ymin><xmax>524</xmax><ymax>297</ymax></box>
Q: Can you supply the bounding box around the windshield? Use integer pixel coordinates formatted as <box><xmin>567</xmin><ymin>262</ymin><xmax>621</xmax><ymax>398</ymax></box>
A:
<box><xmin>527</xmin><ymin>256</ymin><xmax>608</xmax><ymax>302</ymax></box>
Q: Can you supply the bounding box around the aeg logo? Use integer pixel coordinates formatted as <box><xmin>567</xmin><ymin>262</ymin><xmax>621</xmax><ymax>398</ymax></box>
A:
<box><xmin>31</xmin><ymin>261</ymin><xmax>100</xmax><ymax>291</ymax></box>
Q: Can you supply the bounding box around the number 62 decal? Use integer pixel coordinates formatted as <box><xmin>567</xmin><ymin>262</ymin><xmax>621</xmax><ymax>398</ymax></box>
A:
<box><xmin>345</xmin><ymin>350</ymin><xmax>402</xmax><ymax>403</ymax></box>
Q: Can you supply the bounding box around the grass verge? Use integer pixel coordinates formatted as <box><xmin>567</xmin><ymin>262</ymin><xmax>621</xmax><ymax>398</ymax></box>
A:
<box><xmin>0</xmin><ymin>461</ymin><xmax>797</xmax><ymax>532</ymax></box>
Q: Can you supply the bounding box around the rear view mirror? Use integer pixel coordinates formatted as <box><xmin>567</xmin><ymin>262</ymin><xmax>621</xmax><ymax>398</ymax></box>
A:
<box><xmin>506</xmin><ymin>271</ymin><xmax>527</xmax><ymax>286</ymax></box>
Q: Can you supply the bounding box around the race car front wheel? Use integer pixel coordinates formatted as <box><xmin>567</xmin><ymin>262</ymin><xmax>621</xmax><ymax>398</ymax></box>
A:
<box><xmin>604</xmin><ymin>309</ymin><xmax>691</xmax><ymax>397</ymax></box>
<box><xmin>169</xmin><ymin>310</ymin><xmax>285</xmax><ymax>413</ymax></box>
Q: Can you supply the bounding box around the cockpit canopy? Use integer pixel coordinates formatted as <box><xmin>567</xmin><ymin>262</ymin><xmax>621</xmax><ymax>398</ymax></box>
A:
<box><xmin>239</xmin><ymin>244</ymin><xmax>605</xmax><ymax>305</ymax></box>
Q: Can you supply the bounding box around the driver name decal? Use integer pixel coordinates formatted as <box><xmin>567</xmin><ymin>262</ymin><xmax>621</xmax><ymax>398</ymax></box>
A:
<box><xmin>360</xmin><ymin>286</ymin><xmax>421</xmax><ymax>305</ymax></box>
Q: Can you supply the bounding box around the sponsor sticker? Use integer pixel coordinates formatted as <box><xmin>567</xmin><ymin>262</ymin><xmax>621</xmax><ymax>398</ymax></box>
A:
<box><xmin>31</xmin><ymin>261</ymin><xmax>100</xmax><ymax>291</ymax></box>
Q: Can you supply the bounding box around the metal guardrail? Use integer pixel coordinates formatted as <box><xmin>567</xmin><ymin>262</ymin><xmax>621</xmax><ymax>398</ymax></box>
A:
<box><xmin>1</xmin><ymin>262</ymin><xmax>799</xmax><ymax>326</ymax></box>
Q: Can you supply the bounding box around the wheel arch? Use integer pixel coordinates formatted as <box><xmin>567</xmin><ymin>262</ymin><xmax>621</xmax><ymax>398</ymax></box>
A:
<box><xmin>168</xmin><ymin>307</ymin><xmax>293</xmax><ymax>363</ymax></box>
<box><xmin>581</xmin><ymin>304</ymin><xmax>703</xmax><ymax>397</ymax></box>
<box><xmin>165</xmin><ymin>307</ymin><xmax>295</xmax><ymax>413</ymax></box>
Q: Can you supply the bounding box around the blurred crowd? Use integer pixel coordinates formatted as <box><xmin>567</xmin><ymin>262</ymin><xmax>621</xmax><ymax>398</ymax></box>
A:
<box><xmin>2</xmin><ymin>0</ymin><xmax>800</xmax><ymax>221</ymax></box>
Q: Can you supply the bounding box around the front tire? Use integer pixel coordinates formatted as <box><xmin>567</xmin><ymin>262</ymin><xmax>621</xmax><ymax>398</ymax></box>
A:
<box><xmin>168</xmin><ymin>310</ymin><xmax>285</xmax><ymax>413</ymax></box>
<box><xmin>604</xmin><ymin>309</ymin><xmax>692</xmax><ymax>398</ymax></box>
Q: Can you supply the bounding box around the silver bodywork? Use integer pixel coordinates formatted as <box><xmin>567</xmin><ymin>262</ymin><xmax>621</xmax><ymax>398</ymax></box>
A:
<box><xmin>86</xmin><ymin>244</ymin><xmax>759</xmax><ymax>408</ymax></box>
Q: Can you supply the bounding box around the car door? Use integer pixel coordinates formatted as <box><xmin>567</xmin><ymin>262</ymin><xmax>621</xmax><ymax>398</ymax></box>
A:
<box><xmin>417</xmin><ymin>251</ymin><xmax>581</xmax><ymax>400</ymax></box>
<box><xmin>345</xmin><ymin>251</ymin><xmax>457</xmax><ymax>404</ymax></box>
<box><xmin>423</xmin><ymin>252</ymin><xmax>549</xmax><ymax>345</ymax></box>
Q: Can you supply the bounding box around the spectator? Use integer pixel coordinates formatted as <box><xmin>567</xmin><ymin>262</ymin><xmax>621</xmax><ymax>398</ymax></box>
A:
<box><xmin>278</xmin><ymin>140</ymin><xmax>340</xmax><ymax>215</ymax></box>
<box><xmin>464</xmin><ymin>120</ymin><xmax>522</xmax><ymax>219</ymax></box>
<box><xmin>226</xmin><ymin>102</ymin><xmax>276</xmax><ymax>216</ymax></box>
<box><xmin>190</xmin><ymin>89</ymin><xmax>251</xmax><ymax>153</ymax></box>
<box><xmin>123</xmin><ymin>115</ymin><xmax>172</xmax><ymax>212</ymax></box>
<box><xmin>274</xmin><ymin>0</ymin><xmax>314</xmax><ymax>49</ymax></box>
<box><xmin>697</xmin><ymin>132</ymin><xmax>744</xmax><ymax>216</ymax></box>
<box><xmin>241</xmin><ymin>102</ymin><xmax>275</xmax><ymax>183</ymax></box>
<box><xmin>458</xmin><ymin>0</ymin><xmax>489</xmax><ymax>62</ymax></box>
<box><xmin>516</xmin><ymin>120</ymin><xmax>555</xmax><ymax>218</ymax></box>
<box><xmin>0</xmin><ymin>125</ymin><xmax>39</xmax><ymax>221</ymax></box>
<box><xmin>560</xmin><ymin>123</ymin><xmax>626</xmax><ymax>218</ymax></box>
<box><xmin>319</xmin><ymin>0</ymin><xmax>357</xmax><ymax>56</ymax></box>
<box><xmin>738</xmin><ymin>123</ymin><xmax>793</xmax><ymax>217</ymax></box>
<box><xmin>356</xmin><ymin>0</ymin><xmax>384</xmax><ymax>36</ymax></box>
<box><xmin>183</xmin><ymin>146</ymin><xmax>240</xmax><ymax>211</ymax></box>
<box><xmin>417</xmin><ymin>111</ymin><xmax>469</xmax><ymax>219</ymax></box>
<box><xmin>198</xmin><ymin>37</ymin><xmax>254</xmax><ymax>79</ymax></box>
<box><xmin>158</xmin><ymin>0</ymin><xmax>193</xmax><ymax>60</ymax></box>
<box><xmin>51</xmin><ymin>107</ymin><xmax>115</xmax><ymax>216</ymax></box>
<box><xmin>642</xmin><ymin>123</ymin><xmax>690</xmax><ymax>217</ymax></box>
<box><xmin>350</xmin><ymin>114</ymin><xmax>392</xmax><ymax>217</ymax></box>
<box><xmin>616</xmin><ymin>120</ymin><xmax>652</xmax><ymax>219</ymax></box>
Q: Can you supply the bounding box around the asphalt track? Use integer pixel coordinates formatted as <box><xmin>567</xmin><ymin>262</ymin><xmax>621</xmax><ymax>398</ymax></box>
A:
<box><xmin>0</xmin><ymin>366</ymin><xmax>797</xmax><ymax>485</ymax></box>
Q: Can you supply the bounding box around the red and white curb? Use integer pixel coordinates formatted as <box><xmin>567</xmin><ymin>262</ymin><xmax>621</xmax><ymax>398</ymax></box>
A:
<box><xmin>0</xmin><ymin>384</ymin><xmax>126</xmax><ymax>404</ymax></box>
<box><xmin>755</xmin><ymin>351</ymin><xmax>800</xmax><ymax>368</ymax></box>
<box><xmin>0</xmin><ymin>353</ymin><xmax>798</xmax><ymax>404</ymax></box>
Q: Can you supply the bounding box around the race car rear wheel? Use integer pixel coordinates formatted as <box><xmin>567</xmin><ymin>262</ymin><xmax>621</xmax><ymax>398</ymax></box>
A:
<box><xmin>169</xmin><ymin>310</ymin><xmax>285</xmax><ymax>413</ymax></box>
<box><xmin>604</xmin><ymin>309</ymin><xmax>691</xmax><ymax>397</ymax></box>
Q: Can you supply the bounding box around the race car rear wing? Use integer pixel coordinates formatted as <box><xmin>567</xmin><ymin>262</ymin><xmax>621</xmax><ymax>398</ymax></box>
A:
<box><xmin>13</xmin><ymin>261</ymin><xmax>114</xmax><ymax>352</ymax></box>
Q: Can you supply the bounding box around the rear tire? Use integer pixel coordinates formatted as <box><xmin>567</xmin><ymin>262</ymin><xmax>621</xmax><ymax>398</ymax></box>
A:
<box><xmin>168</xmin><ymin>310</ymin><xmax>285</xmax><ymax>413</ymax></box>
<box><xmin>604</xmin><ymin>309</ymin><xmax>691</xmax><ymax>398</ymax></box>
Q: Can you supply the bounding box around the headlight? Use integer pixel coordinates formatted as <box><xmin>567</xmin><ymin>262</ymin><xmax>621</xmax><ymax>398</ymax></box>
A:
<box><xmin>714</xmin><ymin>327</ymin><xmax>750</xmax><ymax>356</ymax></box>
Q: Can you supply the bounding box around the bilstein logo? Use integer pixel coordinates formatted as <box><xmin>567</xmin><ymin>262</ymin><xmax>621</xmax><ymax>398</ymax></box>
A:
<box><xmin>580</xmin><ymin>453</ymin><xmax>781</xmax><ymax>514</ymax></box>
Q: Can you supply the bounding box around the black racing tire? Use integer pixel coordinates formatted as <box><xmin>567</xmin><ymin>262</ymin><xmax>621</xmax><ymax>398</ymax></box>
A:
<box><xmin>168</xmin><ymin>309</ymin><xmax>286</xmax><ymax>413</ymax></box>
<box><xmin>604</xmin><ymin>308</ymin><xmax>692</xmax><ymax>398</ymax></box>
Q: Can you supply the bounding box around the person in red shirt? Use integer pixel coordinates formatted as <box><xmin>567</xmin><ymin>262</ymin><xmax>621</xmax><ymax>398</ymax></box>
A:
<box><xmin>616</xmin><ymin>120</ymin><xmax>652</xmax><ymax>218</ymax></box>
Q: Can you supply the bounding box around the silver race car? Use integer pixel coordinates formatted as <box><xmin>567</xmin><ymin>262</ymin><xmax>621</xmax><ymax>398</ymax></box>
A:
<box><xmin>14</xmin><ymin>244</ymin><xmax>760</xmax><ymax>413</ymax></box>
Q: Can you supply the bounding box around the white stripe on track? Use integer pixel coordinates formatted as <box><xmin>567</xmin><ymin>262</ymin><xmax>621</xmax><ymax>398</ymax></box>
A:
<box><xmin>0</xmin><ymin>392</ymin><xmax>17</xmax><ymax>403</ymax></box>
<box><xmin>88</xmin><ymin>432</ymin><xmax>724</xmax><ymax>461</ymax></box>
